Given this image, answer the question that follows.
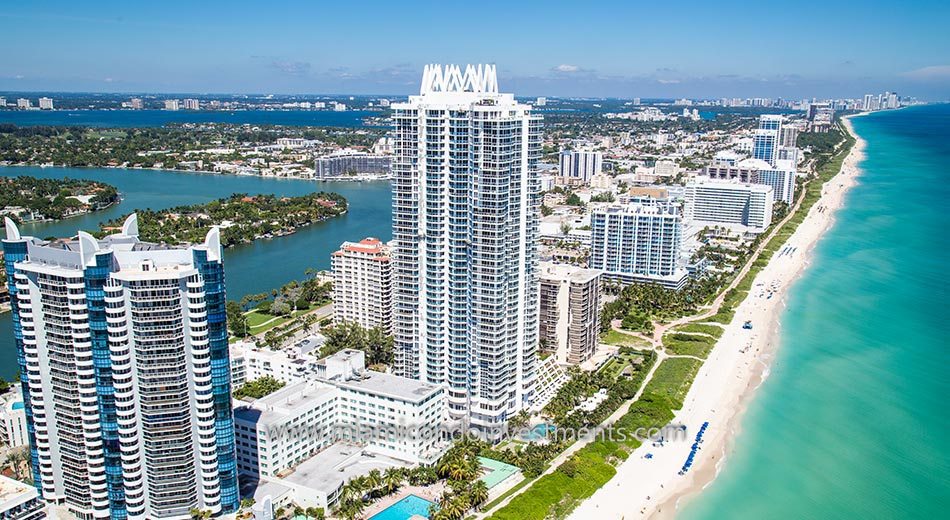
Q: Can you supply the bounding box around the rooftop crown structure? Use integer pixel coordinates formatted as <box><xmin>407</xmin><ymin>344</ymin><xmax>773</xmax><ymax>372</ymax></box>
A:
<box><xmin>419</xmin><ymin>64</ymin><xmax>499</xmax><ymax>94</ymax></box>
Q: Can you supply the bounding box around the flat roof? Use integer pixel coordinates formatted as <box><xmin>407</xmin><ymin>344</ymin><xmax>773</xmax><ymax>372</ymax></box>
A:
<box><xmin>282</xmin><ymin>443</ymin><xmax>410</xmax><ymax>495</ymax></box>
<box><xmin>331</xmin><ymin>370</ymin><xmax>442</xmax><ymax>404</ymax></box>
<box><xmin>0</xmin><ymin>474</ymin><xmax>37</xmax><ymax>502</ymax></box>
<box><xmin>233</xmin><ymin>381</ymin><xmax>338</xmax><ymax>427</ymax></box>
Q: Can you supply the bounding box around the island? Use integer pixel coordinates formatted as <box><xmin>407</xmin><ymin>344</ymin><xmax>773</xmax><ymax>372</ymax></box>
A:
<box><xmin>0</xmin><ymin>175</ymin><xmax>119</xmax><ymax>222</ymax></box>
<box><xmin>96</xmin><ymin>191</ymin><xmax>347</xmax><ymax>247</ymax></box>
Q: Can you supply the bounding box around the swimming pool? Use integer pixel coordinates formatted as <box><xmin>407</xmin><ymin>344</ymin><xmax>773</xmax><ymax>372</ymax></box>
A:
<box><xmin>520</xmin><ymin>423</ymin><xmax>555</xmax><ymax>441</ymax></box>
<box><xmin>369</xmin><ymin>494</ymin><xmax>436</xmax><ymax>520</ymax></box>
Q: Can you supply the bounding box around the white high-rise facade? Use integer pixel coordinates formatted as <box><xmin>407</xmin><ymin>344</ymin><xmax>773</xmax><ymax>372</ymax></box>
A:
<box><xmin>391</xmin><ymin>64</ymin><xmax>542</xmax><ymax>432</ymax></box>
<box><xmin>590</xmin><ymin>203</ymin><xmax>688</xmax><ymax>289</ymax></box>
<box><xmin>559</xmin><ymin>150</ymin><xmax>603</xmax><ymax>182</ymax></box>
<box><xmin>331</xmin><ymin>237</ymin><xmax>392</xmax><ymax>333</ymax></box>
<box><xmin>2</xmin><ymin>215</ymin><xmax>239</xmax><ymax>519</ymax></box>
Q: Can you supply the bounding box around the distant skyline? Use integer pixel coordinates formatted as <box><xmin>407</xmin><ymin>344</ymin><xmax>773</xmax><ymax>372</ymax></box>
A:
<box><xmin>2</xmin><ymin>0</ymin><xmax>949</xmax><ymax>100</ymax></box>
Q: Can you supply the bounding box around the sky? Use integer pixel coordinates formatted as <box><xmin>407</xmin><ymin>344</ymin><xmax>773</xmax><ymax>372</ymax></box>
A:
<box><xmin>2</xmin><ymin>0</ymin><xmax>949</xmax><ymax>100</ymax></box>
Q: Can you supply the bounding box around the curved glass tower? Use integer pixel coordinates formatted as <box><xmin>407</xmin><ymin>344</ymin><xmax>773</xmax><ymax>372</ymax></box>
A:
<box><xmin>2</xmin><ymin>215</ymin><xmax>239</xmax><ymax>519</ymax></box>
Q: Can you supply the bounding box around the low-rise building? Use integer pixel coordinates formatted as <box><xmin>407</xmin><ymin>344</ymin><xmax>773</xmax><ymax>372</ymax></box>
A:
<box><xmin>314</xmin><ymin>152</ymin><xmax>390</xmax><ymax>179</ymax></box>
<box><xmin>0</xmin><ymin>389</ymin><xmax>28</xmax><ymax>448</ymax></box>
<box><xmin>234</xmin><ymin>350</ymin><xmax>449</xmax><ymax>509</ymax></box>
<box><xmin>0</xmin><ymin>475</ymin><xmax>46</xmax><ymax>520</ymax></box>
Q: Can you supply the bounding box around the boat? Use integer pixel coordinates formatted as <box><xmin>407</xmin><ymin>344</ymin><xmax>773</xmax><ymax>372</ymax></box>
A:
<box><xmin>743</xmin><ymin>320</ymin><xmax>753</xmax><ymax>330</ymax></box>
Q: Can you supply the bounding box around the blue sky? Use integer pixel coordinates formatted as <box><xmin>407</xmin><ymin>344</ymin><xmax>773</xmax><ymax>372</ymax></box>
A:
<box><xmin>2</xmin><ymin>0</ymin><xmax>949</xmax><ymax>99</ymax></box>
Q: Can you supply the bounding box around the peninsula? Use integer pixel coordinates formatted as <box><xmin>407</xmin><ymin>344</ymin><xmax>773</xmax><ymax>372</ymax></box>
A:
<box><xmin>0</xmin><ymin>175</ymin><xmax>119</xmax><ymax>222</ymax></box>
<box><xmin>96</xmin><ymin>191</ymin><xmax>347</xmax><ymax>247</ymax></box>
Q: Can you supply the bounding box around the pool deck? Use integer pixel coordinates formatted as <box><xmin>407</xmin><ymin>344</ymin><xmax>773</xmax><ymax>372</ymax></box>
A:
<box><xmin>361</xmin><ymin>483</ymin><xmax>447</xmax><ymax>519</ymax></box>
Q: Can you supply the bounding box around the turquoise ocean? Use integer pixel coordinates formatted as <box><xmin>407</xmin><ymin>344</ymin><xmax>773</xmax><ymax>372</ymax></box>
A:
<box><xmin>681</xmin><ymin>104</ymin><xmax>950</xmax><ymax>518</ymax></box>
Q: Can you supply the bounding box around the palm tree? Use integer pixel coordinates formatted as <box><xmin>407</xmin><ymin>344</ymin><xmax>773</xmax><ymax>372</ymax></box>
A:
<box><xmin>338</xmin><ymin>497</ymin><xmax>365</xmax><ymax>520</ymax></box>
<box><xmin>365</xmin><ymin>469</ymin><xmax>383</xmax><ymax>497</ymax></box>
<box><xmin>382</xmin><ymin>467</ymin><xmax>403</xmax><ymax>495</ymax></box>
<box><xmin>468</xmin><ymin>480</ymin><xmax>489</xmax><ymax>510</ymax></box>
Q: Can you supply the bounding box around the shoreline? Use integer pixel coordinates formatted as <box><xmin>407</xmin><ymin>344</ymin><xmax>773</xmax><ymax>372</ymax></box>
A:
<box><xmin>0</xmin><ymin>163</ymin><xmax>391</xmax><ymax>183</ymax></box>
<box><xmin>568</xmin><ymin>114</ymin><xmax>868</xmax><ymax>520</ymax></box>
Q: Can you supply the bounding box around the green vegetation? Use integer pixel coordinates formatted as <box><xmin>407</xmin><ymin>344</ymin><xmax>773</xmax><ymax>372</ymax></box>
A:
<box><xmin>98</xmin><ymin>192</ymin><xmax>347</xmax><ymax>247</ymax></box>
<box><xmin>320</xmin><ymin>321</ymin><xmax>394</xmax><ymax>366</ymax></box>
<box><xmin>0</xmin><ymin>123</ymin><xmax>384</xmax><ymax>168</ymax></box>
<box><xmin>672</xmin><ymin>323</ymin><xmax>724</xmax><ymax>338</ymax></box>
<box><xmin>488</xmin><ymin>440</ymin><xmax>622</xmax><ymax>520</ymax></box>
<box><xmin>599</xmin><ymin>329</ymin><xmax>649</xmax><ymax>348</ymax></box>
<box><xmin>601</xmin><ymin>277</ymin><xmax>725</xmax><ymax>334</ymax></box>
<box><xmin>233</xmin><ymin>376</ymin><xmax>285</xmax><ymax>400</ymax></box>
<box><xmin>488</xmin><ymin>383</ymin><xmax>690</xmax><ymax>520</ymax></box>
<box><xmin>644</xmin><ymin>358</ymin><xmax>703</xmax><ymax>409</ymax></box>
<box><xmin>598</xmin><ymin>349</ymin><xmax>647</xmax><ymax>380</ymax></box>
<box><xmin>0</xmin><ymin>175</ymin><xmax>118</xmax><ymax>221</ymax></box>
<box><xmin>662</xmin><ymin>333</ymin><xmax>717</xmax><ymax>359</ymax></box>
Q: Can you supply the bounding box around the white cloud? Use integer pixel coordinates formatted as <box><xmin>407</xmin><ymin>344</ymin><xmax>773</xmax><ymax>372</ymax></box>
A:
<box><xmin>657</xmin><ymin>78</ymin><xmax>680</xmax><ymax>84</ymax></box>
<box><xmin>553</xmin><ymin>64</ymin><xmax>580</xmax><ymax>73</ymax></box>
<box><xmin>902</xmin><ymin>65</ymin><xmax>950</xmax><ymax>81</ymax></box>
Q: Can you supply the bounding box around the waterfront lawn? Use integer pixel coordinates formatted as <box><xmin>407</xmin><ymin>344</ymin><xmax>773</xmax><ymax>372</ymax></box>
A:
<box><xmin>600</xmin><ymin>329</ymin><xmax>650</xmax><ymax>349</ymax></box>
<box><xmin>599</xmin><ymin>350</ymin><xmax>648</xmax><ymax>380</ymax></box>
<box><xmin>642</xmin><ymin>357</ymin><xmax>703</xmax><ymax>410</ymax></box>
<box><xmin>662</xmin><ymin>333</ymin><xmax>716</xmax><ymax>359</ymax></box>
<box><xmin>488</xmin><ymin>440</ymin><xmax>623</xmax><ymax>520</ymax></box>
<box><xmin>673</xmin><ymin>323</ymin><xmax>724</xmax><ymax>339</ymax></box>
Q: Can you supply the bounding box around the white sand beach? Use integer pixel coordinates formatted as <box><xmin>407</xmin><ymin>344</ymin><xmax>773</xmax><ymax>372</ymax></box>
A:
<box><xmin>568</xmin><ymin>115</ymin><xmax>868</xmax><ymax>520</ymax></box>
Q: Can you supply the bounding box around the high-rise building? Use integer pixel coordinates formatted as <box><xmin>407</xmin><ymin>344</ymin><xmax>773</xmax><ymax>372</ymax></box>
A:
<box><xmin>130</xmin><ymin>98</ymin><xmax>144</xmax><ymax>110</ymax></box>
<box><xmin>164</xmin><ymin>99</ymin><xmax>180</xmax><ymax>111</ymax></box>
<box><xmin>590</xmin><ymin>203</ymin><xmax>688</xmax><ymax>289</ymax></box>
<box><xmin>779</xmin><ymin>125</ymin><xmax>798</xmax><ymax>148</ymax></box>
<box><xmin>0</xmin><ymin>97</ymin><xmax>6</xmax><ymax>107</ymax></box>
<box><xmin>751</xmin><ymin>129</ymin><xmax>778</xmax><ymax>167</ymax></box>
<box><xmin>390</xmin><ymin>64</ymin><xmax>542</xmax><ymax>432</ymax></box>
<box><xmin>685</xmin><ymin>178</ymin><xmax>774</xmax><ymax>232</ymax></box>
<box><xmin>37</xmin><ymin>97</ymin><xmax>53</xmax><ymax>110</ymax></box>
<box><xmin>752</xmin><ymin>115</ymin><xmax>783</xmax><ymax>166</ymax></box>
<box><xmin>331</xmin><ymin>237</ymin><xmax>392</xmax><ymax>333</ymax></box>
<box><xmin>539</xmin><ymin>264</ymin><xmax>600</xmax><ymax>365</ymax></box>
<box><xmin>558</xmin><ymin>150</ymin><xmax>603</xmax><ymax>182</ymax></box>
<box><xmin>757</xmin><ymin>162</ymin><xmax>797</xmax><ymax>205</ymax></box>
<box><xmin>183</xmin><ymin>98</ymin><xmax>200</xmax><ymax>110</ymax></box>
<box><xmin>16</xmin><ymin>99</ymin><xmax>30</xmax><ymax>109</ymax></box>
<box><xmin>2</xmin><ymin>215</ymin><xmax>239</xmax><ymax>519</ymax></box>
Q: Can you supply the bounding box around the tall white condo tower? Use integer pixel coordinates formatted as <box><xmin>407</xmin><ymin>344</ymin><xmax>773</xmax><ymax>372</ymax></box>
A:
<box><xmin>390</xmin><ymin>64</ymin><xmax>542</xmax><ymax>433</ymax></box>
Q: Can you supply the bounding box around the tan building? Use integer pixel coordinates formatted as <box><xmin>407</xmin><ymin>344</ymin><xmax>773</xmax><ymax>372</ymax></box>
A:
<box><xmin>539</xmin><ymin>263</ymin><xmax>601</xmax><ymax>365</ymax></box>
<box><xmin>331</xmin><ymin>237</ymin><xmax>392</xmax><ymax>332</ymax></box>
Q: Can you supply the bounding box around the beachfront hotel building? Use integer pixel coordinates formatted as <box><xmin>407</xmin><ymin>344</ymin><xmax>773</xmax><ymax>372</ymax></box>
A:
<box><xmin>558</xmin><ymin>150</ymin><xmax>603</xmax><ymax>182</ymax></box>
<box><xmin>590</xmin><ymin>203</ymin><xmax>689</xmax><ymax>289</ymax></box>
<box><xmin>705</xmin><ymin>157</ymin><xmax>797</xmax><ymax>206</ymax></box>
<box><xmin>233</xmin><ymin>350</ymin><xmax>447</xmax><ymax>509</ymax></box>
<box><xmin>684</xmin><ymin>178</ymin><xmax>774</xmax><ymax>233</ymax></box>
<box><xmin>539</xmin><ymin>263</ymin><xmax>601</xmax><ymax>365</ymax></box>
<box><xmin>390</xmin><ymin>64</ymin><xmax>542</xmax><ymax>433</ymax></box>
<box><xmin>331</xmin><ymin>237</ymin><xmax>393</xmax><ymax>333</ymax></box>
<box><xmin>2</xmin><ymin>214</ymin><xmax>239</xmax><ymax>519</ymax></box>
